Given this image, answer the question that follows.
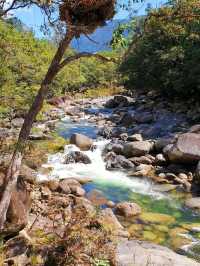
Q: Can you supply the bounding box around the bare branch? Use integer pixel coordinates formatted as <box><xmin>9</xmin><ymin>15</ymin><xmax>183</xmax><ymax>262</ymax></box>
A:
<box><xmin>58</xmin><ymin>52</ymin><xmax>117</xmax><ymax>70</ymax></box>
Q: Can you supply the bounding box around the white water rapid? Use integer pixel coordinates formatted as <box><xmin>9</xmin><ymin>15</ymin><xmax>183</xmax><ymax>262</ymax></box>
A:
<box><xmin>37</xmin><ymin>139</ymin><xmax>164</xmax><ymax>198</ymax></box>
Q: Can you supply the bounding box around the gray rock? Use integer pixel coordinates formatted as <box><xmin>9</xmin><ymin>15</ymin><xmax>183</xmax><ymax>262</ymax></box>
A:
<box><xmin>115</xmin><ymin>240</ymin><xmax>200</xmax><ymax>266</ymax></box>
<box><xmin>129</xmin><ymin>155</ymin><xmax>154</xmax><ymax>165</ymax></box>
<box><xmin>166</xmin><ymin>133</ymin><xmax>200</xmax><ymax>163</ymax></box>
<box><xmin>70</xmin><ymin>133</ymin><xmax>93</xmax><ymax>151</ymax></box>
<box><xmin>105</xmin><ymin>95</ymin><xmax>134</xmax><ymax>108</ymax></box>
<box><xmin>111</xmin><ymin>144</ymin><xmax>124</xmax><ymax>155</ymax></box>
<box><xmin>64</xmin><ymin>151</ymin><xmax>91</xmax><ymax>164</ymax></box>
<box><xmin>123</xmin><ymin>141</ymin><xmax>152</xmax><ymax>158</ymax></box>
<box><xmin>105</xmin><ymin>152</ymin><xmax>135</xmax><ymax>170</ymax></box>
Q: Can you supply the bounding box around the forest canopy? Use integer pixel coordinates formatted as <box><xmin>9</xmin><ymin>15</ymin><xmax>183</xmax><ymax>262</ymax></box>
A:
<box><xmin>119</xmin><ymin>0</ymin><xmax>200</xmax><ymax>98</ymax></box>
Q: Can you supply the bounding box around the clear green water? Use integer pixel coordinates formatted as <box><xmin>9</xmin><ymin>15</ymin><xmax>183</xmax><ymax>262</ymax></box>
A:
<box><xmin>84</xmin><ymin>181</ymin><xmax>200</xmax><ymax>253</ymax></box>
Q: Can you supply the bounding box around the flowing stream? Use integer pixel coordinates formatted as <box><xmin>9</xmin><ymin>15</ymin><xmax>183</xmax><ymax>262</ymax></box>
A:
<box><xmin>37</xmin><ymin>112</ymin><xmax>200</xmax><ymax>259</ymax></box>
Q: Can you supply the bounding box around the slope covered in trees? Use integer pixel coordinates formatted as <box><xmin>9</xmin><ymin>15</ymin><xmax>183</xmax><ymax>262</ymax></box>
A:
<box><xmin>120</xmin><ymin>0</ymin><xmax>200</xmax><ymax>98</ymax></box>
<box><xmin>0</xmin><ymin>19</ymin><xmax>117</xmax><ymax>118</ymax></box>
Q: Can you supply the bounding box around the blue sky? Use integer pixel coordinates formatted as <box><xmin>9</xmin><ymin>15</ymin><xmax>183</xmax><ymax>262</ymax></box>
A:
<box><xmin>13</xmin><ymin>0</ymin><xmax>165</xmax><ymax>38</ymax></box>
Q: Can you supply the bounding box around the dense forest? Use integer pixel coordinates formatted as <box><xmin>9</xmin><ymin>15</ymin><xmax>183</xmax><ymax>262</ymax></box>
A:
<box><xmin>120</xmin><ymin>0</ymin><xmax>200</xmax><ymax>98</ymax></box>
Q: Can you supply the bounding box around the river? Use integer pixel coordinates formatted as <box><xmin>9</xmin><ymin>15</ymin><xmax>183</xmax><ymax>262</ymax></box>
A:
<box><xmin>37</xmin><ymin>103</ymin><xmax>200</xmax><ymax>260</ymax></box>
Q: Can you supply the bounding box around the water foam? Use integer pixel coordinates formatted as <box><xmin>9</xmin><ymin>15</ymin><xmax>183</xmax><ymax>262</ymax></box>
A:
<box><xmin>37</xmin><ymin>139</ymin><xmax>163</xmax><ymax>198</ymax></box>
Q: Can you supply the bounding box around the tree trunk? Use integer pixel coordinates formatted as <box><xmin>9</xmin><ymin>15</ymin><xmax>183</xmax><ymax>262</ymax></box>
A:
<box><xmin>0</xmin><ymin>30</ymin><xmax>74</xmax><ymax>230</ymax></box>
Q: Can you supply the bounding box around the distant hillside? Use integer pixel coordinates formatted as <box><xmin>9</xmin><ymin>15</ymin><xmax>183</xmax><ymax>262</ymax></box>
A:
<box><xmin>71</xmin><ymin>19</ymin><xmax>126</xmax><ymax>52</ymax></box>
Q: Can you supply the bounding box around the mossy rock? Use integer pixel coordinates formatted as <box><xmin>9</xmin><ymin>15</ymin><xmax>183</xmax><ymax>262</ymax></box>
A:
<box><xmin>169</xmin><ymin>227</ymin><xmax>188</xmax><ymax>238</ymax></box>
<box><xmin>41</xmin><ymin>136</ymin><xmax>68</xmax><ymax>153</ymax></box>
<box><xmin>128</xmin><ymin>223</ymin><xmax>143</xmax><ymax>237</ymax></box>
<box><xmin>139</xmin><ymin>212</ymin><xmax>175</xmax><ymax>225</ymax></box>
<box><xmin>143</xmin><ymin>231</ymin><xmax>157</xmax><ymax>241</ymax></box>
<box><xmin>154</xmin><ymin>225</ymin><xmax>169</xmax><ymax>233</ymax></box>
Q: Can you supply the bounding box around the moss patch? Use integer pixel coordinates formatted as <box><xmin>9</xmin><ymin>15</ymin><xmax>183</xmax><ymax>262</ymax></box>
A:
<box><xmin>139</xmin><ymin>212</ymin><xmax>176</xmax><ymax>225</ymax></box>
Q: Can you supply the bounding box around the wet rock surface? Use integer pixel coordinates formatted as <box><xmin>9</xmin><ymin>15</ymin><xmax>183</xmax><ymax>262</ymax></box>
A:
<box><xmin>70</xmin><ymin>133</ymin><xmax>93</xmax><ymax>151</ymax></box>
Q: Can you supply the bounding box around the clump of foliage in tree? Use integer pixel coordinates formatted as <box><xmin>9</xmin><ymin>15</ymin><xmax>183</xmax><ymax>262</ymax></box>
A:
<box><xmin>0</xmin><ymin>19</ymin><xmax>117</xmax><ymax>118</ymax></box>
<box><xmin>120</xmin><ymin>0</ymin><xmax>200</xmax><ymax>98</ymax></box>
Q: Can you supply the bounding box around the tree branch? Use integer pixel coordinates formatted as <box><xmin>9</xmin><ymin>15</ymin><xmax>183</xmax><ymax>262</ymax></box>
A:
<box><xmin>58</xmin><ymin>52</ymin><xmax>117</xmax><ymax>70</ymax></box>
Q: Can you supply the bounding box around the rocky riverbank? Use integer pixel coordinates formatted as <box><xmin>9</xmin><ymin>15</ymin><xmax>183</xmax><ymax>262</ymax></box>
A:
<box><xmin>1</xmin><ymin>91</ymin><xmax>200</xmax><ymax>265</ymax></box>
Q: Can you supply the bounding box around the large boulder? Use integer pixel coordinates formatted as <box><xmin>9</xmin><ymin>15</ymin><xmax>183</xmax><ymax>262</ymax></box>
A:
<box><xmin>123</xmin><ymin>141</ymin><xmax>153</xmax><ymax>158</ymax></box>
<box><xmin>64</xmin><ymin>151</ymin><xmax>91</xmax><ymax>164</ymax></box>
<box><xmin>70</xmin><ymin>133</ymin><xmax>93</xmax><ymax>151</ymax></box>
<box><xmin>105</xmin><ymin>95</ymin><xmax>134</xmax><ymax>108</ymax></box>
<box><xmin>105</xmin><ymin>152</ymin><xmax>135</xmax><ymax>170</ymax></box>
<box><xmin>115</xmin><ymin>202</ymin><xmax>141</xmax><ymax>217</ymax></box>
<box><xmin>115</xmin><ymin>240</ymin><xmax>200</xmax><ymax>266</ymax></box>
<box><xmin>166</xmin><ymin>133</ymin><xmax>200</xmax><ymax>163</ymax></box>
<box><xmin>128</xmin><ymin>134</ymin><xmax>143</xmax><ymax>142</ymax></box>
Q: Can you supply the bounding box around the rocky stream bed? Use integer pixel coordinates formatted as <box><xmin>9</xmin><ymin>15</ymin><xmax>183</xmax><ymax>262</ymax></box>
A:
<box><xmin>1</xmin><ymin>92</ymin><xmax>200</xmax><ymax>265</ymax></box>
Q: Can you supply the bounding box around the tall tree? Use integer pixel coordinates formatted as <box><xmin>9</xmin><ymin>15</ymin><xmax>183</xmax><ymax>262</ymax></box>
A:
<box><xmin>0</xmin><ymin>0</ymin><xmax>116</xmax><ymax>229</ymax></box>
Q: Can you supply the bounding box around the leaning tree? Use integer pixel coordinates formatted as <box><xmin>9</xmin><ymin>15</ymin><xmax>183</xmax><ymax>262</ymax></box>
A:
<box><xmin>0</xmin><ymin>0</ymin><xmax>116</xmax><ymax>229</ymax></box>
